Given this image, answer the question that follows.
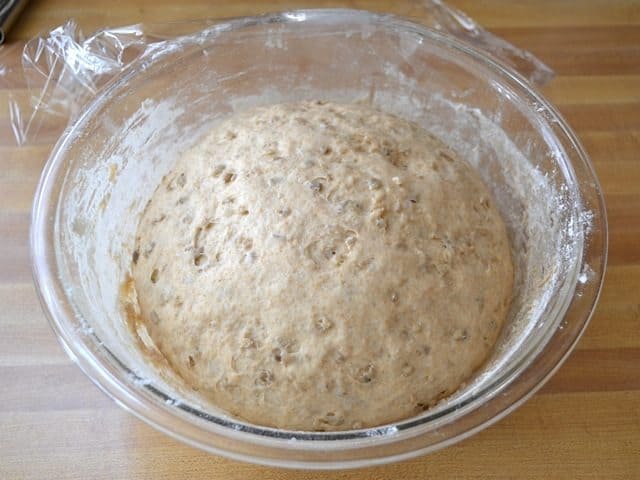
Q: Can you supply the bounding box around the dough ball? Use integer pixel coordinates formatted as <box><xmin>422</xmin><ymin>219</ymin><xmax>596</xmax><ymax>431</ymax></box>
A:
<box><xmin>131</xmin><ymin>101</ymin><xmax>513</xmax><ymax>431</ymax></box>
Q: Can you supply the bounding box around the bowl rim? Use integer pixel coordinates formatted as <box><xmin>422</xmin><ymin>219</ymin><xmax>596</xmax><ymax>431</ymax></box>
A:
<box><xmin>30</xmin><ymin>8</ymin><xmax>608</xmax><ymax>469</ymax></box>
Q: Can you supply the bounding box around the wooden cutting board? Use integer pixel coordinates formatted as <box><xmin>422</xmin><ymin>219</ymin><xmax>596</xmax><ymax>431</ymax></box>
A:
<box><xmin>1</xmin><ymin>1</ymin><xmax>639</xmax><ymax>478</ymax></box>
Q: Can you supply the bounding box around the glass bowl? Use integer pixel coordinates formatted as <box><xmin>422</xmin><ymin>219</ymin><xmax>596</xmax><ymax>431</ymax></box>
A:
<box><xmin>30</xmin><ymin>9</ymin><xmax>607</xmax><ymax>469</ymax></box>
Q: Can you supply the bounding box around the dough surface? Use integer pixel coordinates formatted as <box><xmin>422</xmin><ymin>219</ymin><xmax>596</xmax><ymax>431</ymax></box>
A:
<box><xmin>131</xmin><ymin>101</ymin><xmax>513</xmax><ymax>431</ymax></box>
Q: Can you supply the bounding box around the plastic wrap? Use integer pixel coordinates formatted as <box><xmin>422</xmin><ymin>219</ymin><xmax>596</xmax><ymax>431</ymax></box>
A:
<box><xmin>0</xmin><ymin>1</ymin><xmax>554</xmax><ymax>146</ymax></box>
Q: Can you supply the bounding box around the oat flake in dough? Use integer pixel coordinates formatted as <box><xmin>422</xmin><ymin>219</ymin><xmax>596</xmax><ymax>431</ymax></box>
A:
<box><xmin>131</xmin><ymin>101</ymin><xmax>514</xmax><ymax>431</ymax></box>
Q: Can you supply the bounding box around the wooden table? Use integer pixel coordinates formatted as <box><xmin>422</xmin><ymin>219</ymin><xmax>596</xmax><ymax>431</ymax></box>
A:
<box><xmin>1</xmin><ymin>1</ymin><xmax>639</xmax><ymax>478</ymax></box>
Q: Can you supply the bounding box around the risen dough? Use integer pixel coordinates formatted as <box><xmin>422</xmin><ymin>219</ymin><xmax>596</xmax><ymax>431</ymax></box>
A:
<box><xmin>131</xmin><ymin>101</ymin><xmax>513</xmax><ymax>431</ymax></box>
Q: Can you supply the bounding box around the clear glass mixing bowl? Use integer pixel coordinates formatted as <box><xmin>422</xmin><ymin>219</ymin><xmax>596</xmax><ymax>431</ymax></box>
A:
<box><xmin>30</xmin><ymin>9</ymin><xmax>607</xmax><ymax>469</ymax></box>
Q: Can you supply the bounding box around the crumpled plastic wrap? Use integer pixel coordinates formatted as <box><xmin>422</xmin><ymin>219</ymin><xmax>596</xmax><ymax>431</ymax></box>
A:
<box><xmin>0</xmin><ymin>0</ymin><xmax>554</xmax><ymax>146</ymax></box>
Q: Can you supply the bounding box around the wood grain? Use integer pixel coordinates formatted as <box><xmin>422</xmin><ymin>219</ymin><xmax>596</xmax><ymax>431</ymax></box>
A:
<box><xmin>1</xmin><ymin>1</ymin><xmax>639</xmax><ymax>478</ymax></box>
